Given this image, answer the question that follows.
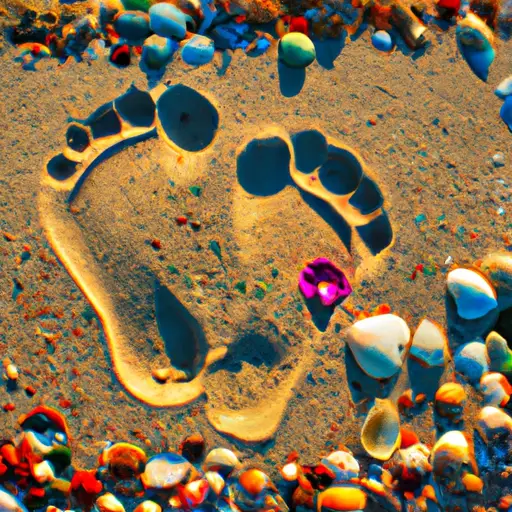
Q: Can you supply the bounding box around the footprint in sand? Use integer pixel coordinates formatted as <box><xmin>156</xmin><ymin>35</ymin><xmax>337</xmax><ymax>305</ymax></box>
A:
<box><xmin>39</xmin><ymin>83</ymin><xmax>393</xmax><ymax>443</ymax></box>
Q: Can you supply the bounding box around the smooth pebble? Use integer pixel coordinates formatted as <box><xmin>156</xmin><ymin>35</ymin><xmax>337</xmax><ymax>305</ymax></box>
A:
<box><xmin>181</xmin><ymin>35</ymin><xmax>215</xmax><ymax>66</ymax></box>
<box><xmin>371</xmin><ymin>30</ymin><xmax>393</xmax><ymax>52</ymax></box>
<box><xmin>410</xmin><ymin>318</ymin><xmax>447</xmax><ymax>367</ymax></box>
<box><xmin>454</xmin><ymin>340</ymin><xmax>489</xmax><ymax>384</ymax></box>
<box><xmin>495</xmin><ymin>75</ymin><xmax>512</xmax><ymax>99</ymax></box>
<box><xmin>149</xmin><ymin>3</ymin><xmax>188</xmax><ymax>40</ymax></box>
<box><xmin>279</xmin><ymin>32</ymin><xmax>316</xmax><ymax>68</ymax></box>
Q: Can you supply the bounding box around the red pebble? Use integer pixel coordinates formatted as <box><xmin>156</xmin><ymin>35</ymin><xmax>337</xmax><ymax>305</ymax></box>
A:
<box><xmin>25</xmin><ymin>385</ymin><xmax>37</xmax><ymax>397</ymax></box>
<box><xmin>176</xmin><ymin>216</ymin><xmax>188</xmax><ymax>225</ymax></box>
<box><xmin>400</xmin><ymin>428</ymin><xmax>420</xmax><ymax>448</ymax></box>
<box><xmin>437</xmin><ymin>0</ymin><xmax>461</xmax><ymax>10</ymax></box>
<box><xmin>415</xmin><ymin>264</ymin><xmax>424</xmax><ymax>272</ymax></box>
<box><xmin>410</xmin><ymin>271</ymin><xmax>417</xmax><ymax>280</ymax></box>
<box><xmin>59</xmin><ymin>398</ymin><xmax>72</xmax><ymax>409</ymax></box>
<box><xmin>28</xmin><ymin>487</ymin><xmax>45</xmax><ymax>498</ymax></box>
<box><xmin>470</xmin><ymin>232</ymin><xmax>479</xmax><ymax>240</ymax></box>
<box><xmin>289</xmin><ymin>16</ymin><xmax>309</xmax><ymax>35</ymax></box>
<box><xmin>3</xmin><ymin>403</ymin><xmax>15</xmax><ymax>412</ymax></box>
<box><xmin>151</xmin><ymin>239</ymin><xmax>162</xmax><ymax>250</ymax></box>
<box><xmin>368</xmin><ymin>119</ymin><xmax>377</xmax><ymax>126</ymax></box>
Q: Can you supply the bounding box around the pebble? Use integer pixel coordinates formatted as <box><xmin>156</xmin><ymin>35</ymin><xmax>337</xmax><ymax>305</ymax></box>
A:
<box><xmin>0</xmin><ymin>487</ymin><xmax>28</xmax><ymax>512</ymax></box>
<box><xmin>371</xmin><ymin>30</ymin><xmax>393</xmax><ymax>52</ymax></box>
<box><xmin>278</xmin><ymin>32</ymin><xmax>316</xmax><ymax>68</ymax></box>
<box><xmin>480</xmin><ymin>372</ymin><xmax>512</xmax><ymax>406</ymax></box>
<box><xmin>316</xmin><ymin>485</ymin><xmax>367</xmax><ymax>512</ymax></box>
<box><xmin>361</xmin><ymin>399</ymin><xmax>401</xmax><ymax>461</ymax></box>
<box><xmin>486</xmin><ymin>331</ymin><xmax>512</xmax><ymax>375</ymax></box>
<box><xmin>492</xmin><ymin>152</ymin><xmax>505</xmax><ymax>167</ymax></box>
<box><xmin>346</xmin><ymin>314</ymin><xmax>410</xmax><ymax>379</ymax></box>
<box><xmin>434</xmin><ymin>382</ymin><xmax>466</xmax><ymax>420</ymax></box>
<box><xmin>431</xmin><ymin>430</ymin><xmax>472</xmax><ymax>479</ymax></box>
<box><xmin>5</xmin><ymin>363</ymin><xmax>18</xmax><ymax>380</ymax></box>
<box><xmin>478</xmin><ymin>252</ymin><xmax>512</xmax><ymax>312</ymax></box>
<box><xmin>478</xmin><ymin>405</ymin><xmax>512</xmax><ymax>442</ymax></box>
<box><xmin>410</xmin><ymin>318</ymin><xmax>447</xmax><ymax>367</ymax></box>
<box><xmin>447</xmin><ymin>268</ymin><xmax>498</xmax><ymax>320</ymax></box>
<box><xmin>133</xmin><ymin>502</ymin><xmax>162</xmax><ymax>512</ymax></box>
<box><xmin>96</xmin><ymin>492</ymin><xmax>126</xmax><ymax>512</ymax></box>
<box><xmin>141</xmin><ymin>453</ymin><xmax>192</xmax><ymax>490</ymax></box>
<box><xmin>203</xmin><ymin>448</ymin><xmax>240</xmax><ymax>476</ymax></box>
<box><xmin>141</xmin><ymin>34</ymin><xmax>177</xmax><ymax>71</ymax></box>
<box><xmin>500</xmin><ymin>95</ymin><xmax>512</xmax><ymax>131</ymax></box>
<box><xmin>149</xmin><ymin>3</ymin><xmax>188</xmax><ymax>40</ymax></box>
<box><xmin>114</xmin><ymin>11</ymin><xmax>151</xmax><ymax>45</ymax></box>
<box><xmin>495</xmin><ymin>75</ymin><xmax>512</xmax><ymax>99</ymax></box>
<box><xmin>454</xmin><ymin>340</ymin><xmax>489</xmax><ymax>384</ymax></box>
<box><xmin>181</xmin><ymin>35</ymin><xmax>215</xmax><ymax>66</ymax></box>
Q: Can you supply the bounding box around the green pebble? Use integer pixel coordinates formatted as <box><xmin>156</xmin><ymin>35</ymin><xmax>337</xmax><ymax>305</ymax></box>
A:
<box><xmin>235</xmin><ymin>281</ymin><xmax>247</xmax><ymax>294</ymax></box>
<box><xmin>189</xmin><ymin>185</ymin><xmax>202</xmax><ymax>197</ymax></box>
<box><xmin>183</xmin><ymin>275</ymin><xmax>193</xmax><ymax>288</ymax></box>
<box><xmin>271</xmin><ymin>268</ymin><xmax>279</xmax><ymax>278</ymax></box>
<box><xmin>168</xmin><ymin>265</ymin><xmax>180</xmax><ymax>275</ymax></box>
<box><xmin>279</xmin><ymin>32</ymin><xmax>316</xmax><ymax>69</ymax></box>
<box><xmin>122</xmin><ymin>0</ymin><xmax>152</xmax><ymax>12</ymax></box>
<box><xmin>255</xmin><ymin>288</ymin><xmax>265</xmax><ymax>300</ymax></box>
<box><xmin>210</xmin><ymin>240</ymin><xmax>222</xmax><ymax>261</ymax></box>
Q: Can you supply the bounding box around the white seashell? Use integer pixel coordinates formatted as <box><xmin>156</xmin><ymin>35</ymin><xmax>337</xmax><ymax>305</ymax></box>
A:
<box><xmin>495</xmin><ymin>76</ymin><xmax>512</xmax><ymax>99</ymax></box>
<box><xmin>325</xmin><ymin>450</ymin><xmax>360</xmax><ymax>475</ymax></box>
<box><xmin>431</xmin><ymin>431</ymin><xmax>473</xmax><ymax>479</ymax></box>
<box><xmin>410</xmin><ymin>318</ymin><xmax>447</xmax><ymax>367</ymax></box>
<box><xmin>478</xmin><ymin>406</ymin><xmax>512</xmax><ymax>442</ymax></box>
<box><xmin>203</xmin><ymin>448</ymin><xmax>240</xmax><ymax>475</ymax></box>
<box><xmin>447</xmin><ymin>268</ymin><xmax>497</xmax><ymax>320</ymax></box>
<box><xmin>141</xmin><ymin>453</ymin><xmax>192</xmax><ymax>490</ymax></box>
<box><xmin>96</xmin><ymin>493</ymin><xmax>126</xmax><ymax>512</ymax></box>
<box><xmin>346</xmin><ymin>314</ymin><xmax>410</xmax><ymax>379</ymax></box>
<box><xmin>454</xmin><ymin>341</ymin><xmax>489</xmax><ymax>384</ymax></box>
<box><xmin>480</xmin><ymin>372</ymin><xmax>512</xmax><ymax>407</ymax></box>
<box><xmin>397</xmin><ymin>443</ymin><xmax>431</xmax><ymax>476</ymax></box>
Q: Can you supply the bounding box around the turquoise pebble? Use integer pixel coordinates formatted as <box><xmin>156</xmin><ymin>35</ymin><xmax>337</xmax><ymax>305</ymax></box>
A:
<box><xmin>278</xmin><ymin>32</ymin><xmax>316</xmax><ymax>69</ymax></box>
<box><xmin>181</xmin><ymin>35</ymin><xmax>215</xmax><ymax>66</ymax></box>
<box><xmin>142</xmin><ymin>34</ymin><xmax>177</xmax><ymax>70</ymax></box>
<box><xmin>149</xmin><ymin>3</ymin><xmax>188</xmax><ymax>40</ymax></box>
<box><xmin>114</xmin><ymin>11</ymin><xmax>151</xmax><ymax>45</ymax></box>
<box><xmin>500</xmin><ymin>96</ymin><xmax>512</xmax><ymax>132</ymax></box>
<box><xmin>371</xmin><ymin>31</ymin><xmax>393</xmax><ymax>52</ymax></box>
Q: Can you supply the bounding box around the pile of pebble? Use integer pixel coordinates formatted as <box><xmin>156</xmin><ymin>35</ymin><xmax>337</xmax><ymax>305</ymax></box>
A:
<box><xmin>1</xmin><ymin>251</ymin><xmax>512</xmax><ymax>511</ymax></box>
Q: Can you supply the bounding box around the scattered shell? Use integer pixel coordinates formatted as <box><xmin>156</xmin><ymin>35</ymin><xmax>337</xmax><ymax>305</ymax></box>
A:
<box><xmin>410</xmin><ymin>318</ymin><xmax>448</xmax><ymax>367</ymax></box>
<box><xmin>179</xmin><ymin>433</ymin><xmax>205</xmax><ymax>462</ymax></box>
<box><xmin>480</xmin><ymin>372</ymin><xmax>512</xmax><ymax>406</ymax></box>
<box><xmin>477</xmin><ymin>405</ymin><xmax>512</xmax><ymax>442</ymax></box>
<box><xmin>316</xmin><ymin>485</ymin><xmax>367</xmax><ymax>512</ymax></box>
<box><xmin>346</xmin><ymin>314</ymin><xmax>410</xmax><ymax>379</ymax></box>
<box><xmin>141</xmin><ymin>453</ymin><xmax>192</xmax><ymax>490</ymax></box>
<box><xmin>447</xmin><ymin>268</ymin><xmax>497</xmax><ymax>320</ymax></box>
<box><xmin>322</xmin><ymin>450</ymin><xmax>360</xmax><ymax>479</ymax></box>
<box><xmin>361</xmin><ymin>399</ymin><xmax>401</xmax><ymax>461</ymax></box>
<box><xmin>133</xmin><ymin>501</ymin><xmax>162</xmax><ymax>512</ymax></box>
<box><xmin>478</xmin><ymin>252</ymin><xmax>512</xmax><ymax>311</ymax></box>
<box><xmin>396</xmin><ymin>443</ymin><xmax>432</xmax><ymax>476</ymax></box>
<box><xmin>495</xmin><ymin>75</ymin><xmax>512</xmax><ymax>99</ymax></box>
<box><xmin>180</xmin><ymin>478</ymin><xmax>210</xmax><ymax>508</ymax></box>
<box><xmin>204</xmin><ymin>448</ymin><xmax>240</xmax><ymax>476</ymax></box>
<box><xmin>434</xmin><ymin>382</ymin><xmax>466</xmax><ymax>419</ymax></box>
<box><xmin>454</xmin><ymin>340</ymin><xmax>489</xmax><ymax>384</ymax></box>
<box><xmin>431</xmin><ymin>431</ymin><xmax>475</xmax><ymax>479</ymax></box>
<box><xmin>456</xmin><ymin>12</ymin><xmax>495</xmax><ymax>81</ymax></box>
<box><xmin>96</xmin><ymin>493</ymin><xmax>126</xmax><ymax>512</ymax></box>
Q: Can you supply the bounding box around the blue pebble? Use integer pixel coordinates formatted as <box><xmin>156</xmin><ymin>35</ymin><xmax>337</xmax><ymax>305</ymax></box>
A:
<box><xmin>142</xmin><ymin>34</ymin><xmax>178</xmax><ymax>70</ymax></box>
<box><xmin>114</xmin><ymin>11</ymin><xmax>151</xmax><ymax>45</ymax></box>
<box><xmin>500</xmin><ymin>95</ymin><xmax>512</xmax><ymax>132</ymax></box>
<box><xmin>181</xmin><ymin>35</ymin><xmax>215</xmax><ymax>66</ymax></box>
<box><xmin>149</xmin><ymin>3</ymin><xmax>188</xmax><ymax>40</ymax></box>
<box><xmin>371</xmin><ymin>31</ymin><xmax>393</xmax><ymax>52</ymax></box>
<box><xmin>459</xmin><ymin>45</ymin><xmax>495</xmax><ymax>82</ymax></box>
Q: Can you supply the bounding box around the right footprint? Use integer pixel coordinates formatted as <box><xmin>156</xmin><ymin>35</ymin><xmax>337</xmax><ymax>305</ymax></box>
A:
<box><xmin>236</xmin><ymin>126</ymin><xmax>394</xmax><ymax>257</ymax></box>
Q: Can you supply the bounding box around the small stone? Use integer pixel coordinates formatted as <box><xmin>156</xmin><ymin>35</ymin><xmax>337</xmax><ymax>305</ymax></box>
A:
<box><xmin>486</xmin><ymin>331</ymin><xmax>512</xmax><ymax>375</ymax></box>
<box><xmin>134</xmin><ymin>501</ymin><xmax>162</xmax><ymax>512</ymax></box>
<box><xmin>204</xmin><ymin>448</ymin><xmax>240</xmax><ymax>476</ymax></box>
<box><xmin>3</xmin><ymin>403</ymin><xmax>15</xmax><ymax>412</ymax></box>
<box><xmin>141</xmin><ymin>34</ymin><xmax>177</xmax><ymax>71</ymax></box>
<box><xmin>454</xmin><ymin>340</ymin><xmax>489</xmax><ymax>384</ymax></box>
<box><xmin>279</xmin><ymin>32</ymin><xmax>316</xmax><ymax>69</ymax></box>
<box><xmin>345</xmin><ymin>314</ymin><xmax>411</xmax><ymax>379</ymax></box>
<box><xmin>371</xmin><ymin>30</ymin><xmax>393</xmax><ymax>52</ymax></box>
<box><xmin>480</xmin><ymin>372</ymin><xmax>512</xmax><ymax>406</ymax></box>
<box><xmin>447</xmin><ymin>268</ymin><xmax>498</xmax><ymax>320</ymax></box>
<box><xmin>149</xmin><ymin>3</ymin><xmax>188</xmax><ymax>40</ymax></box>
<box><xmin>96</xmin><ymin>492</ymin><xmax>126</xmax><ymax>512</ymax></box>
<box><xmin>478</xmin><ymin>405</ymin><xmax>512</xmax><ymax>443</ymax></box>
<box><xmin>141</xmin><ymin>453</ymin><xmax>192</xmax><ymax>490</ymax></box>
<box><xmin>5</xmin><ymin>364</ymin><xmax>18</xmax><ymax>380</ymax></box>
<box><xmin>25</xmin><ymin>385</ymin><xmax>37</xmax><ymax>396</ymax></box>
<box><xmin>478</xmin><ymin>252</ymin><xmax>512</xmax><ymax>312</ymax></box>
<box><xmin>114</xmin><ymin>11</ymin><xmax>151</xmax><ymax>45</ymax></box>
<box><xmin>410</xmin><ymin>318</ymin><xmax>447</xmax><ymax>367</ymax></box>
<box><xmin>492</xmin><ymin>152</ymin><xmax>505</xmax><ymax>167</ymax></box>
<box><xmin>182</xmin><ymin>35</ymin><xmax>215</xmax><ymax>66</ymax></box>
<box><xmin>495</xmin><ymin>75</ymin><xmax>512</xmax><ymax>99</ymax></box>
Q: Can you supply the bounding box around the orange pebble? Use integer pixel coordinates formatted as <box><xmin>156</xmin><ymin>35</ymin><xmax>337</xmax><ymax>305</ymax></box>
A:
<box><xmin>317</xmin><ymin>486</ymin><xmax>367</xmax><ymax>511</ymax></box>
<box><xmin>239</xmin><ymin>469</ymin><xmax>269</xmax><ymax>496</ymax></box>
<box><xmin>462</xmin><ymin>473</ymin><xmax>484</xmax><ymax>493</ymax></box>
<box><xmin>400</xmin><ymin>428</ymin><xmax>420</xmax><ymax>448</ymax></box>
<box><xmin>435</xmin><ymin>382</ymin><xmax>466</xmax><ymax>406</ymax></box>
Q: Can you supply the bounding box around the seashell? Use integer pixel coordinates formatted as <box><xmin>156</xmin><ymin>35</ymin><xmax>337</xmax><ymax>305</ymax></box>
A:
<box><xmin>396</xmin><ymin>443</ymin><xmax>432</xmax><ymax>477</ymax></box>
<box><xmin>278</xmin><ymin>32</ymin><xmax>316</xmax><ymax>69</ymax></box>
<box><xmin>454</xmin><ymin>340</ymin><xmax>489</xmax><ymax>384</ymax></box>
<box><xmin>96</xmin><ymin>493</ymin><xmax>126</xmax><ymax>512</ymax></box>
<box><xmin>322</xmin><ymin>450</ymin><xmax>360</xmax><ymax>479</ymax></box>
<box><xmin>495</xmin><ymin>75</ymin><xmax>512</xmax><ymax>99</ymax></box>
<box><xmin>32</xmin><ymin>460</ymin><xmax>55</xmax><ymax>484</ymax></box>
<box><xmin>456</xmin><ymin>12</ymin><xmax>495</xmax><ymax>81</ymax></box>
<box><xmin>447</xmin><ymin>268</ymin><xmax>497</xmax><ymax>320</ymax></box>
<box><xmin>410</xmin><ymin>318</ymin><xmax>448</xmax><ymax>368</ymax></box>
<box><xmin>149</xmin><ymin>3</ymin><xmax>189</xmax><ymax>40</ymax></box>
<box><xmin>431</xmin><ymin>431</ymin><xmax>476</xmax><ymax>479</ymax></box>
<box><xmin>346</xmin><ymin>314</ymin><xmax>411</xmax><ymax>379</ymax></box>
<box><xmin>371</xmin><ymin>30</ymin><xmax>393</xmax><ymax>52</ymax></box>
<box><xmin>361</xmin><ymin>399</ymin><xmax>401</xmax><ymax>461</ymax></box>
<box><xmin>99</xmin><ymin>442</ymin><xmax>147</xmax><ymax>480</ymax></box>
<box><xmin>501</xmin><ymin>95</ymin><xmax>512</xmax><ymax>132</ymax></box>
<box><xmin>477</xmin><ymin>405</ymin><xmax>512</xmax><ymax>442</ymax></box>
<box><xmin>133</xmin><ymin>501</ymin><xmax>162</xmax><ymax>512</ymax></box>
<box><xmin>478</xmin><ymin>252</ymin><xmax>512</xmax><ymax>311</ymax></box>
<box><xmin>181</xmin><ymin>35</ymin><xmax>215</xmax><ymax>66</ymax></box>
<box><xmin>434</xmin><ymin>382</ymin><xmax>466</xmax><ymax>419</ymax></box>
<box><xmin>204</xmin><ymin>448</ymin><xmax>240</xmax><ymax>476</ymax></box>
<box><xmin>316</xmin><ymin>485</ymin><xmax>367</xmax><ymax>512</ymax></box>
<box><xmin>0</xmin><ymin>486</ymin><xmax>28</xmax><ymax>512</ymax></box>
<box><xmin>205</xmin><ymin>471</ymin><xmax>225</xmax><ymax>495</ymax></box>
<box><xmin>141</xmin><ymin>453</ymin><xmax>192</xmax><ymax>490</ymax></box>
<box><xmin>486</xmin><ymin>331</ymin><xmax>512</xmax><ymax>376</ymax></box>
<box><xmin>480</xmin><ymin>372</ymin><xmax>512</xmax><ymax>406</ymax></box>
<box><xmin>113</xmin><ymin>11</ymin><xmax>151</xmax><ymax>45</ymax></box>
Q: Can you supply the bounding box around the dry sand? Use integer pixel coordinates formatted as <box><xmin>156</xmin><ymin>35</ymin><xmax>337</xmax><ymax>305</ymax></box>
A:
<box><xmin>0</xmin><ymin>17</ymin><xmax>511</xmax><ymax>478</ymax></box>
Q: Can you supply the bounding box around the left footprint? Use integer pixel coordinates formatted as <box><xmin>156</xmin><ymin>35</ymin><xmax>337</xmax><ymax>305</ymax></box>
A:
<box><xmin>39</xmin><ymin>83</ymin><xmax>225</xmax><ymax>407</ymax></box>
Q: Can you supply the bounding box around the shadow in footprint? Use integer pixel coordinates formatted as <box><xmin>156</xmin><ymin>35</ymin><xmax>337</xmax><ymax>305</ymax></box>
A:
<box><xmin>237</xmin><ymin>135</ymin><xmax>293</xmax><ymax>196</ymax></box>
<box><xmin>407</xmin><ymin>358</ymin><xmax>444</xmax><ymax>401</ymax></box>
<box><xmin>154</xmin><ymin>280</ymin><xmax>208</xmax><ymax>380</ymax></box>
<box><xmin>209</xmin><ymin>332</ymin><xmax>284</xmax><ymax>374</ymax></box>
<box><xmin>278</xmin><ymin>61</ymin><xmax>306</xmax><ymax>98</ymax></box>
<box><xmin>355</xmin><ymin>214</ymin><xmax>393</xmax><ymax>256</ymax></box>
<box><xmin>292</xmin><ymin>130</ymin><xmax>328</xmax><ymax>174</ymax></box>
